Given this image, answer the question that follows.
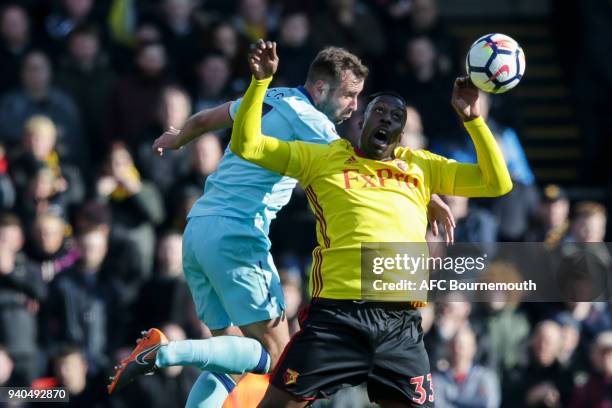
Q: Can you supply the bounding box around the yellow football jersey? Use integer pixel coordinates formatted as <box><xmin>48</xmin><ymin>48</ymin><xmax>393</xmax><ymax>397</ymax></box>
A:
<box><xmin>231</xmin><ymin>76</ymin><xmax>512</xmax><ymax>303</ymax></box>
<box><xmin>284</xmin><ymin>139</ymin><xmax>459</xmax><ymax>299</ymax></box>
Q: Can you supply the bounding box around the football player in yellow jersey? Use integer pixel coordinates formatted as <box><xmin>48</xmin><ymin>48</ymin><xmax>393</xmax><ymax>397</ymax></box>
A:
<box><xmin>232</xmin><ymin>40</ymin><xmax>512</xmax><ymax>408</ymax></box>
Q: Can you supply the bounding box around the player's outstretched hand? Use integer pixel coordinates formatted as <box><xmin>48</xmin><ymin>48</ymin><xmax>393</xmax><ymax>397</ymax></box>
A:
<box><xmin>451</xmin><ymin>76</ymin><xmax>481</xmax><ymax>122</ymax></box>
<box><xmin>248</xmin><ymin>39</ymin><xmax>278</xmax><ymax>80</ymax></box>
<box><xmin>152</xmin><ymin>127</ymin><xmax>181</xmax><ymax>156</ymax></box>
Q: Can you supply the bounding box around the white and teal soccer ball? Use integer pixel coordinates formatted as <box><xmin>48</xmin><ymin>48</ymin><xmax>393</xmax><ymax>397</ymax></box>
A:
<box><xmin>466</xmin><ymin>33</ymin><xmax>526</xmax><ymax>94</ymax></box>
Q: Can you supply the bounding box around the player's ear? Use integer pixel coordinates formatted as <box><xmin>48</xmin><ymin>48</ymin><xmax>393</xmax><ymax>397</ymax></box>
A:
<box><xmin>315</xmin><ymin>80</ymin><xmax>330</xmax><ymax>98</ymax></box>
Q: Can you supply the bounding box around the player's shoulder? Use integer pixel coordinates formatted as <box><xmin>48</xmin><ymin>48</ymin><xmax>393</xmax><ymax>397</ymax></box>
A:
<box><xmin>266</xmin><ymin>87</ymin><xmax>325</xmax><ymax>118</ymax></box>
<box><xmin>331</xmin><ymin>139</ymin><xmax>353</xmax><ymax>149</ymax></box>
<box><xmin>292</xmin><ymin>138</ymin><xmax>348</xmax><ymax>156</ymax></box>
<box><xmin>401</xmin><ymin>148</ymin><xmax>452</xmax><ymax>162</ymax></box>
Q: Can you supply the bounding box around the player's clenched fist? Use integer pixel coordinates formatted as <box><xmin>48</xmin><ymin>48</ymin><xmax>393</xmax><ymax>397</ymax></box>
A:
<box><xmin>248</xmin><ymin>39</ymin><xmax>279</xmax><ymax>80</ymax></box>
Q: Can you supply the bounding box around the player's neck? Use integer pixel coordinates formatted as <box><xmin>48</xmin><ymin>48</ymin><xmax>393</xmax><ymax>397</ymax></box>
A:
<box><xmin>354</xmin><ymin>145</ymin><xmax>395</xmax><ymax>161</ymax></box>
<box><xmin>304</xmin><ymin>83</ymin><xmax>324</xmax><ymax>106</ymax></box>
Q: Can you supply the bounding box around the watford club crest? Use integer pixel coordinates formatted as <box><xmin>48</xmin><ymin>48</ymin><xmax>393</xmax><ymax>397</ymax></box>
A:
<box><xmin>283</xmin><ymin>368</ymin><xmax>299</xmax><ymax>385</ymax></box>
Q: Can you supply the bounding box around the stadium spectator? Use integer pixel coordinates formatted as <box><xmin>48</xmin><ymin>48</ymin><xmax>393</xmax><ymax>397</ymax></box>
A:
<box><xmin>274</xmin><ymin>12</ymin><xmax>315</xmax><ymax>87</ymax></box>
<box><xmin>472</xmin><ymin>262</ymin><xmax>531</xmax><ymax>380</ymax></box>
<box><xmin>42</xmin><ymin>212</ymin><xmax>125</xmax><ymax>374</ymax></box>
<box><xmin>0</xmin><ymin>50</ymin><xmax>84</xmax><ymax>167</ymax></box>
<box><xmin>14</xmin><ymin>161</ymin><xmax>72</xmax><ymax>231</ymax></box>
<box><xmin>311</xmin><ymin>0</ymin><xmax>386</xmax><ymax>60</ymax></box>
<box><xmin>26</xmin><ymin>212</ymin><xmax>78</xmax><ymax>282</ymax></box>
<box><xmin>157</xmin><ymin>0</ymin><xmax>206</xmax><ymax>83</ymax></box>
<box><xmin>504</xmin><ymin>320</ymin><xmax>574</xmax><ymax>407</ymax></box>
<box><xmin>44</xmin><ymin>0</ymin><xmax>98</xmax><ymax>54</ymax></box>
<box><xmin>208</xmin><ymin>22</ymin><xmax>250</xmax><ymax>81</ymax></box>
<box><xmin>566</xmin><ymin>201</ymin><xmax>607</xmax><ymax>243</ymax></box>
<box><xmin>553</xmin><ymin>312</ymin><xmax>583</xmax><ymax>371</ymax></box>
<box><xmin>476</xmin><ymin>95</ymin><xmax>540</xmax><ymax>242</ymax></box>
<box><xmin>374</xmin><ymin>0</ymin><xmax>457</xmax><ymax>71</ymax></box>
<box><xmin>135</xmin><ymin>86</ymin><xmax>191</xmax><ymax>194</ymax></box>
<box><xmin>0</xmin><ymin>4</ymin><xmax>35</xmax><ymax>94</ymax></box>
<box><xmin>192</xmin><ymin>52</ymin><xmax>234</xmax><ymax>112</ymax></box>
<box><xmin>433</xmin><ymin>326</ymin><xmax>501</xmax><ymax>408</ymax></box>
<box><xmin>106</xmin><ymin>42</ymin><xmax>172</xmax><ymax>146</ymax></box>
<box><xmin>48</xmin><ymin>345</ymin><xmax>108</xmax><ymax>407</ymax></box>
<box><xmin>56</xmin><ymin>25</ymin><xmax>115</xmax><ymax>168</ymax></box>
<box><xmin>95</xmin><ymin>142</ymin><xmax>164</xmax><ymax>280</ymax></box>
<box><xmin>10</xmin><ymin>115</ymin><xmax>84</xmax><ymax>213</ymax></box>
<box><xmin>568</xmin><ymin>331</ymin><xmax>612</xmax><ymax>408</ymax></box>
<box><xmin>390</xmin><ymin>36</ymin><xmax>458</xmax><ymax>144</ymax></box>
<box><xmin>526</xmin><ymin>184</ymin><xmax>570</xmax><ymax>245</ymax></box>
<box><xmin>108</xmin><ymin>20</ymin><xmax>162</xmax><ymax>75</ymax></box>
<box><xmin>425</xmin><ymin>296</ymin><xmax>472</xmax><ymax>371</ymax></box>
<box><xmin>233</xmin><ymin>0</ymin><xmax>275</xmax><ymax>43</ymax></box>
<box><xmin>72</xmin><ymin>200</ymin><xmax>143</xmax><ymax>308</ymax></box>
<box><xmin>167</xmin><ymin>133</ymin><xmax>222</xmax><ymax>215</ymax></box>
<box><xmin>444</xmin><ymin>195</ymin><xmax>498</xmax><ymax>249</ymax></box>
<box><xmin>485</xmin><ymin>177</ymin><xmax>540</xmax><ymax>242</ymax></box>
<box><xmin>400</xmin><ymin>105</ymin><xmax>428</xmax><ymax>150</ymax></box>
<box><xmin>133</xmin><ymin>231</ymin><xmax>200</xmax><ymax>339</ymax></box>
<box><xmin>0</xmin><ymin>213</ymin><xmax>46</xmax><ymax>385</ymax></box>
<box><xmin>480</xmin><ymin>93</ymin><xmax>534</xmax><ymax>186</ymax></box>
<box><xmin>164</xmin><ymin>185</ymin><xmax>200</xmax><ymax>231</ymax></box>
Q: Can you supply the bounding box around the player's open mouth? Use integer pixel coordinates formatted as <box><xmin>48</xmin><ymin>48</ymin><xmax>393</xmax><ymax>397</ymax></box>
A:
<box><xmin>372</xmin><ymin>129</ymin><xmax>389</xmax><ymax>147</ymax></box>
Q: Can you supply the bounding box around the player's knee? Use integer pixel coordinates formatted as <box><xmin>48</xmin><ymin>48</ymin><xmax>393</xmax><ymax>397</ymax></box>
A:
<box><xmin>261</xmin><ymin>333</ymin><xmax>290</xmax><ymax>369</ymax></box>
<box><xmin>241</xmin><ymin>318</ymin><xmax>290</xmax><ymax>370</ymax></box>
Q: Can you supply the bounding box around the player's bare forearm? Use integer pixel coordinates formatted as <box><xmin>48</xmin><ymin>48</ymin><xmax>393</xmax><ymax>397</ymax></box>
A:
<box><xmin>180</xmin><ymin>103</ymin><xmax>233</xmax><ymax>144</ymax></box>
<box><xmin>152</xmin><ymin>102</ymin><xmax>232</xmax><ymax>155</ymax></box>
<box><xmin>453</xmin><ymin>117</ymin><xmax>513</xmax><ymax>197</ymax></box>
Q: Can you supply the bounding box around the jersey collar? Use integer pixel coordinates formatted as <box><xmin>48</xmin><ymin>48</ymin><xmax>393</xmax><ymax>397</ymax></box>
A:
<box><xmin>296</xmin><ymin>86</ymin><xmax>315</xmax><ymax>106</ymax></box>
<box><xmin>354</xmin><ymin>146</ymin><xmax>398</xmax><ymax>161</ymax></box>
<box><xmin>354</xmin><ymin>146</ymin><xmax>368</xmax><ymax>158</ymax></box>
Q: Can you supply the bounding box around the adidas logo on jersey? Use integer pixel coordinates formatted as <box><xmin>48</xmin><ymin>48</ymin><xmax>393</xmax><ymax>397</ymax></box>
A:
<box><xmin>344</xmin><ymin>156</ymin><xmax>357</xmax><ymax>164</ymax></box>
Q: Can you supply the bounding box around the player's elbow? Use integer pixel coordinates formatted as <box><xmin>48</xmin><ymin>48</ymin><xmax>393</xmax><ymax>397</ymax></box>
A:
<box><xmin>491</xmin><ymin>178</ymin><xmax>513</xmax><ymax>196</ymax></box>
<box><xmin>229</xmin><ymin>138</ymin><xmax>247</xmax><ymax>159</ymax></box>
<box><xmin>229</xmin><ymin>137</ymin><xmax>257</xmax><ymax>162</ymax></box>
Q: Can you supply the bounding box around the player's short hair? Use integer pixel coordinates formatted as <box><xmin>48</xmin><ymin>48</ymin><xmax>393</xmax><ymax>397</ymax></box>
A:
<box><xmin>573</xmin><ymin>201</ymin><xmax>607</xmax><ymax>220</ymax></box>
<box><xmin>306</xmin><ymin>47</ymin><xmax>368</xmax><ymax>86</ymax></box>
<box><xmin>0</xmin><ymin>212</ymin><xmax>21</xmax><ymax>230</ymax></box>
<box><xmin>74</xmin><ymin>201</ymin><xmax>112</xmax><ymax>233</ymax></box>
<box><xmin>24</xmin><ymin>115</ymin><xmax>57</xmax><ymax>139</ymax></box>
<box><xmin>365</xmin><ymin>91</ymin><xmax>408</xmax><ymax>126</ymax></box>
<box><xmin>367</xmin><ymin>91</ymin><xmax>407</xmax><ymax>108</ymax></box>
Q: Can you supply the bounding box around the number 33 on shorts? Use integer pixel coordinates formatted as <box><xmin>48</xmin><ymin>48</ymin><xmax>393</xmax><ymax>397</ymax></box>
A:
<box><xmin>410</xmin><ymin>373</ymin><xmax>435</xmax><ymax>405</ymax></box>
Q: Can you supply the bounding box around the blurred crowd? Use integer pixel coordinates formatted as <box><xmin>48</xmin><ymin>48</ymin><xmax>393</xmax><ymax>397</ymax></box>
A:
<box><xmin>0</xmin><ymin>0</ymin><xmax>610</xmax><ymax>407</ymax></box>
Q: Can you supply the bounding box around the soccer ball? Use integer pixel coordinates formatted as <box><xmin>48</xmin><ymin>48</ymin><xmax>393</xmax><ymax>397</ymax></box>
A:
<box><xmin>466</xmin><ymin>33</ymin><xmax>526</xmax><ymax>94</ymax></box>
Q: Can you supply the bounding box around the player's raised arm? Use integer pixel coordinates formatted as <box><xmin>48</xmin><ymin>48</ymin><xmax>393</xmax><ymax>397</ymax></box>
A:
<box><xmin>450</xmin><ymin>77</ymin><xmax>513</xmax><ymax>197</ymax></box>
<box><xmin>152</xmin><ymin>102</ymin><xmax>233</xmax><ymax>156</ymax></box>
<box><xmin>230</xmin><ymin>40</ymin><xmax>292</xmax><ymax>174</ymax></box>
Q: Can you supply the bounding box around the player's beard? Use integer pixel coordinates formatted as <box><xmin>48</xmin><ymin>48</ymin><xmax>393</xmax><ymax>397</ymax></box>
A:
<box><xmin>318</xmin><ymin>95</ymin><xmax>352</xmax><ymax>124</ymax></box>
